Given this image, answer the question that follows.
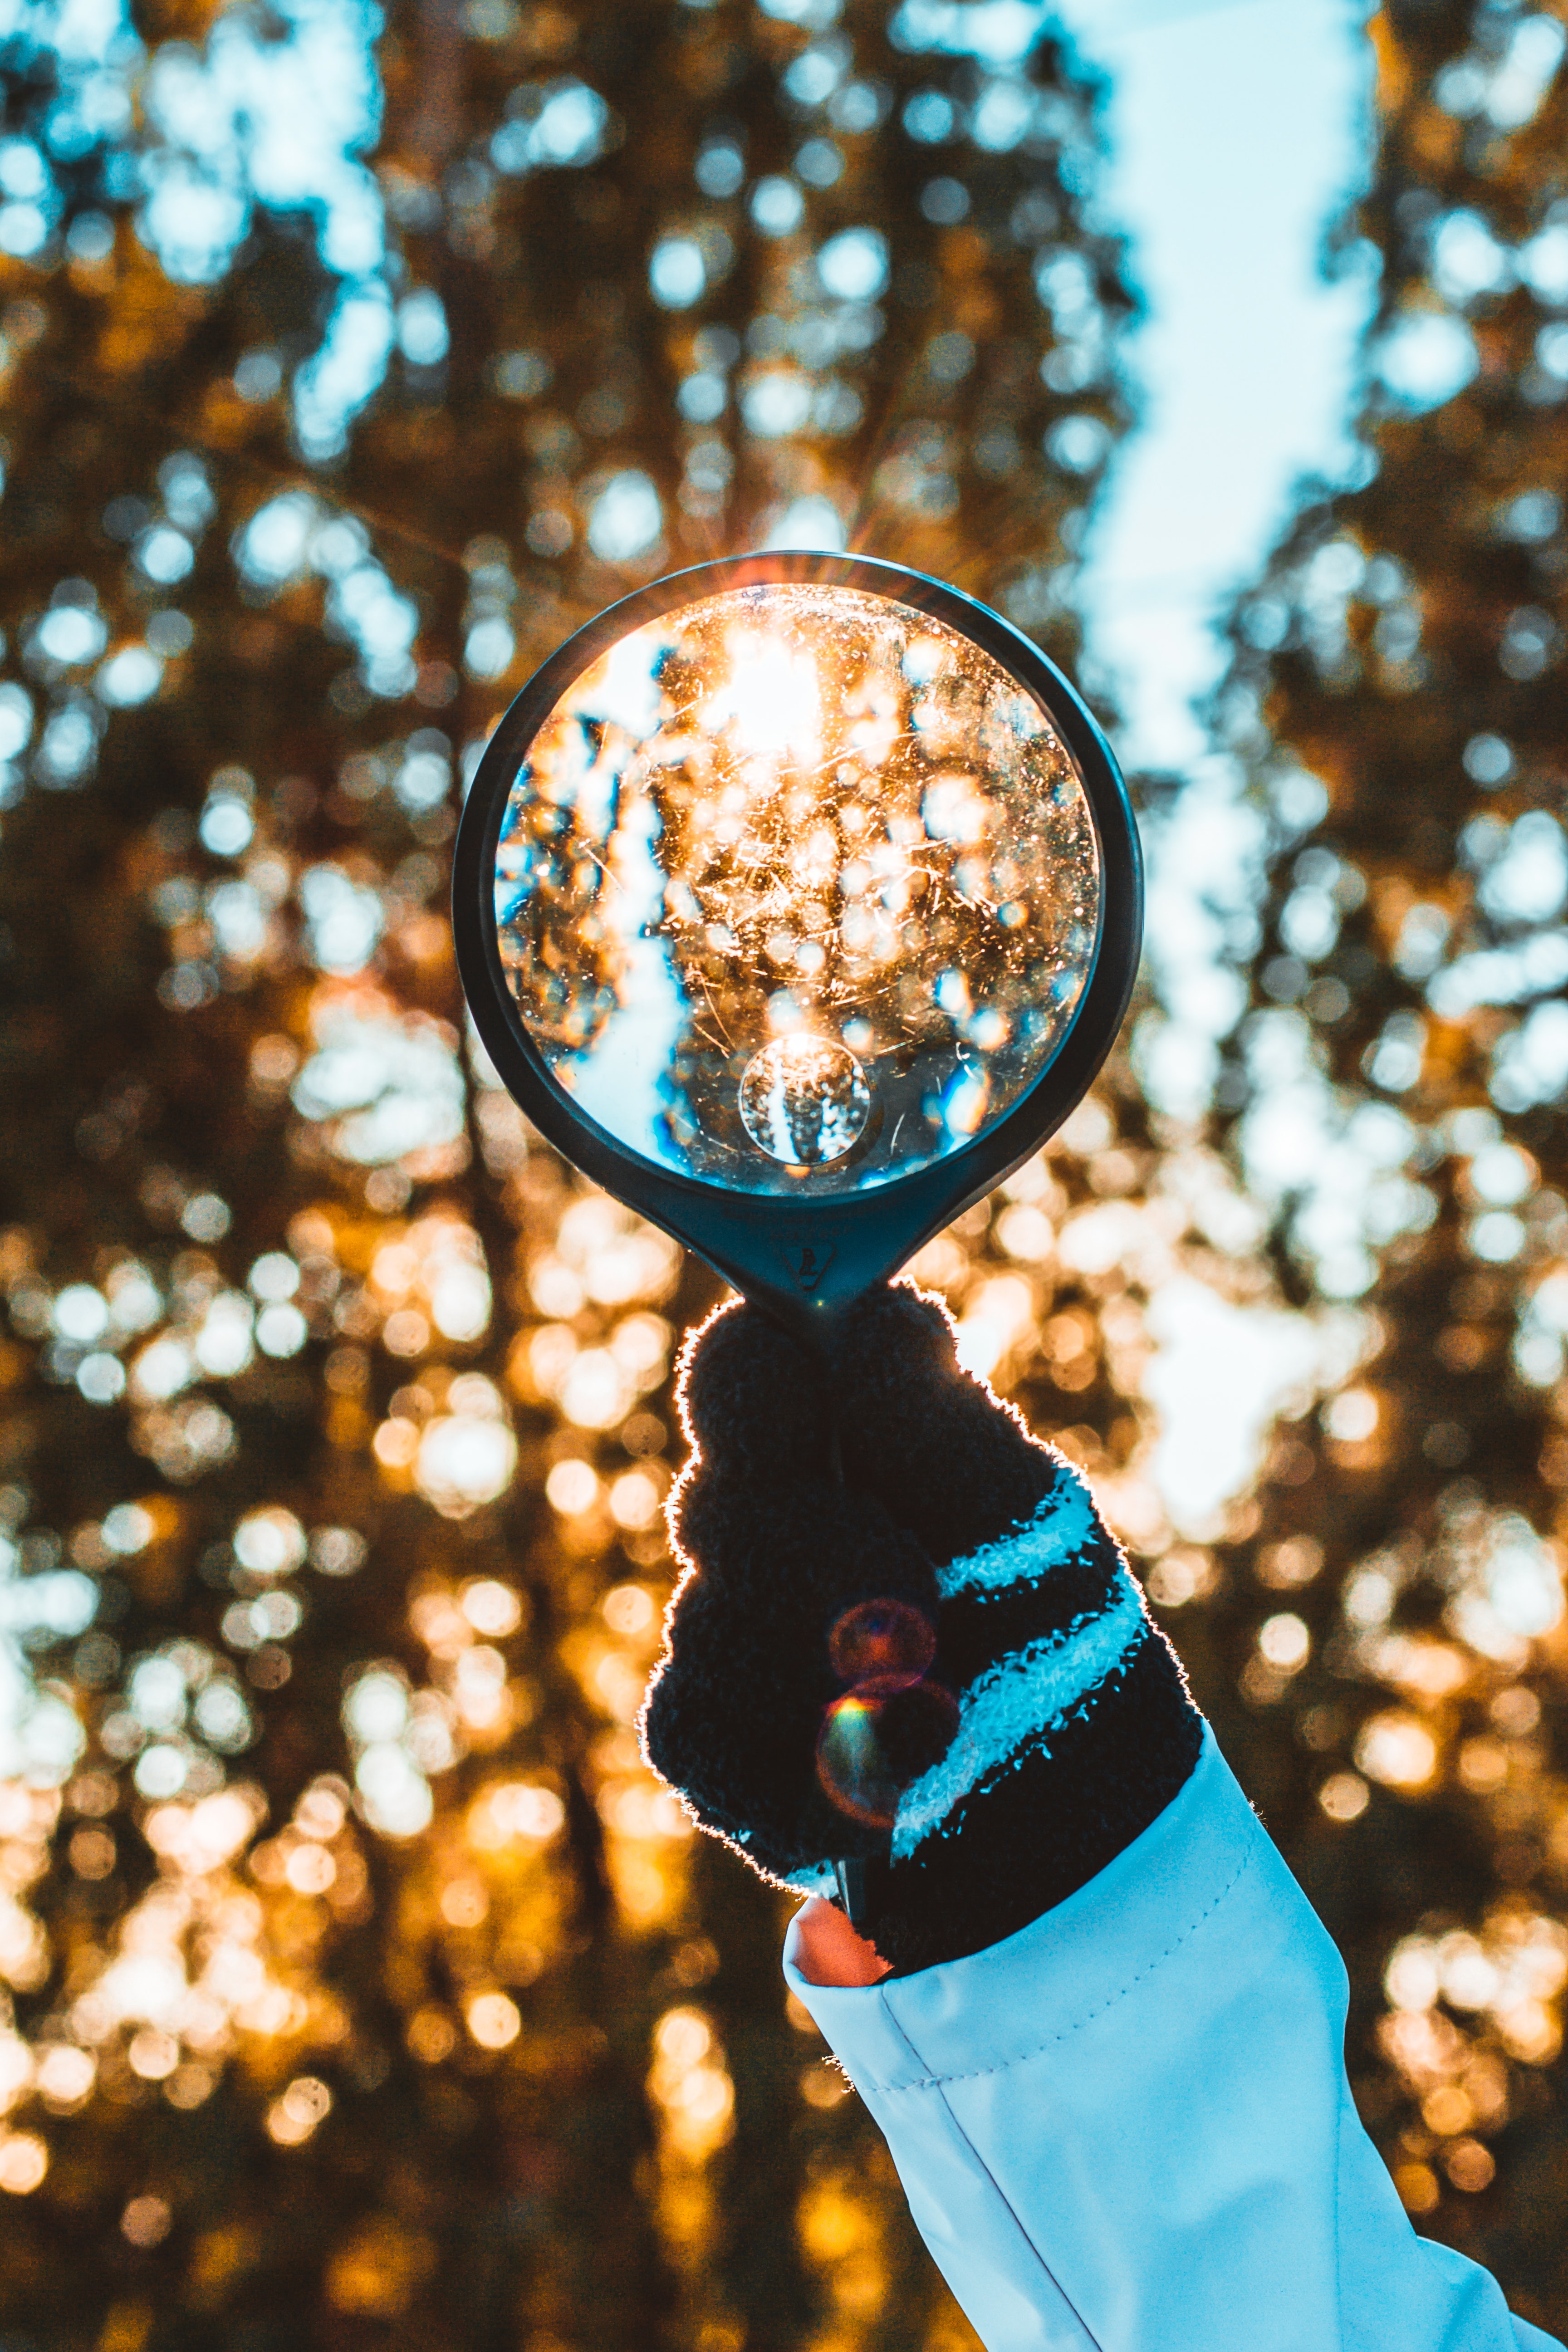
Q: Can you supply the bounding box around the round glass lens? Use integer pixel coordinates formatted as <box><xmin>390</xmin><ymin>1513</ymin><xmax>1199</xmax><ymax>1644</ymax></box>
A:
<box><xmin>491</xmin><ymin>582</ymin><xmax>1101</xmax><ymax>1197</ymax></box>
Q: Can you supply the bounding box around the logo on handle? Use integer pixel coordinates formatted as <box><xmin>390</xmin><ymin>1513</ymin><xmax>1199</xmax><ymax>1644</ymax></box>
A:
<box><xmin>777</xmin><ymin>1237</ymin><xmax>837</xmax><ymax>1292</ymax></box>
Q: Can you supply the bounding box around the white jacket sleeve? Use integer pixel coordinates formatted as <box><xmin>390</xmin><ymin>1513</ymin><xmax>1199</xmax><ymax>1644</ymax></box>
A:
<box><xmin>784</xmin><ymin>1727</ymin><xmax>1561</xmax><ymax>2352</ymax></box>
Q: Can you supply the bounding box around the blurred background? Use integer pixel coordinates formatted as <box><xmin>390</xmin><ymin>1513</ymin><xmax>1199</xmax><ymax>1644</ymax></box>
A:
<box><xmin>2</xmin><ymin>0</ymin><xmax>1568</xmax><ymax>2342</ymax></box>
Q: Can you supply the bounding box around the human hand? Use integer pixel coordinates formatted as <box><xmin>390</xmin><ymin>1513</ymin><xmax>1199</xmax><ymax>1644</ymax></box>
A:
<box><xmin>641</xmin><ymin>1284</ymin><xmax>1202</xmax><ymax>1975</ymax></box>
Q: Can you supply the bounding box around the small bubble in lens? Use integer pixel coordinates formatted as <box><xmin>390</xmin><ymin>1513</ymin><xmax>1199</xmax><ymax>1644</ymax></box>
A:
<box><xmin>828</xmin><ymin>1598</ymin><xmax>935</xmax><ymax>1691</ymax></box>
<box><xmin>738</xmin><ymin>1034</ymin><xmax>871</xmax><ymax>1165</ymax></box>
<box><xmin>816</xmin><ymin>1681</ymin><xmax>960</xmax><ymax>1828</ymax></box>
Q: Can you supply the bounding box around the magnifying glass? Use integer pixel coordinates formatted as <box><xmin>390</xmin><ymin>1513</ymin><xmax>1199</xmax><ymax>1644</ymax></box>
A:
<box><xmin>452</xmin><ymin>551</ymin><xmax>1141</xmax><ymax>1343</ymax></box>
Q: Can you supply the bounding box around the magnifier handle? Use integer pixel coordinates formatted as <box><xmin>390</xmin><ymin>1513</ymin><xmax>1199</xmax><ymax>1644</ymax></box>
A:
<box><xmin>832</xmin><ymin>1856</ymin><xmax>875</xmax><ymax>1931</ymax></box>
<box><xmin>818</xmin><ymin>1391</ymin><xmax>906</xmax><ymax>1927</ymax></box>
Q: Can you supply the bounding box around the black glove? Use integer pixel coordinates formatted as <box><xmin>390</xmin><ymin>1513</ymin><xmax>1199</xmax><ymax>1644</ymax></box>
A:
<box><xmin>640</xmin><ymin>1283</ymin><xmax>1204</xmax><ymax>1977</ymax></box>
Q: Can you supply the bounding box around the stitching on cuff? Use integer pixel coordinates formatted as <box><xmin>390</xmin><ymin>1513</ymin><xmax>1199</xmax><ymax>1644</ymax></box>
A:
<box><xmin>874</xmin><ymin>2000</ymin><xmax>1105</xmax><ymax>2350</ymax></box>
<box><xmin>865</xmin><ymin>1842</ymin><xmax>1257</xmax><ymax>2094</ymax></box>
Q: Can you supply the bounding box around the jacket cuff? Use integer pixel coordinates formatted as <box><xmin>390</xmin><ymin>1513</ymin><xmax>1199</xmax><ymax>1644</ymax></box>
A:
<box><xmin>784</xmin><ymin>1724</ymin><xmax>1249</xmax><ymax>2073</ymax></box>
<box><xmin>785</xmin><ymin>1730</ymin><xmax>1558</xmax><ymax>2352</ymax></box>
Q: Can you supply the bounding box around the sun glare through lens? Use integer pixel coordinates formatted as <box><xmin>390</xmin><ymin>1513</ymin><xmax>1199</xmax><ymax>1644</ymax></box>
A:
<box><xmin>492</xmin><ymin>581</ymin><xmax>1101</xmax><ymax>1197</ymax></box>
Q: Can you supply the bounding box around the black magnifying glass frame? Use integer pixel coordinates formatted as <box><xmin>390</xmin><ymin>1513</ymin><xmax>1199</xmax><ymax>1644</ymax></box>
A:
<box><xmin>452</xmin><ymin>550</ymin><xmax>1142</xmax><ymax>1346</ymax></box>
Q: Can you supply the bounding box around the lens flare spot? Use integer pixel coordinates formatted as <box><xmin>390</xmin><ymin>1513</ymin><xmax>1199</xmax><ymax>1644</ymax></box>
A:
<box><xmin>815</xmin><ymin>1681</ymin><xmax>959</xmax><ymax>1828</ymax></box>
<box><xmin>827</xmin><ymin>1599</ymin><xmax>935</xmax><ymax>1690</ymax></box>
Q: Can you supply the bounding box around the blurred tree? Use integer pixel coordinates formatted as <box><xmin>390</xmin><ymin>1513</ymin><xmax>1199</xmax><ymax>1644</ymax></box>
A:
<box><xmin>0</xmin><ymin>1</ymin><xmax>1145</xmax><ymax>2347</ymax></box>
<box><xmin>1186</xmin><ymin>0</ymin><xmax>1568</xmax><ymax>2332</ymax></box>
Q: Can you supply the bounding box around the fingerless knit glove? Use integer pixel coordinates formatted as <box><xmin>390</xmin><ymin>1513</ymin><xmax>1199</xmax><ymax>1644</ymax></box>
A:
<box><xmin>640</xmin><ymin>1283</ymin><xmax>1203</xmax><ymax>1977</ymax></box>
